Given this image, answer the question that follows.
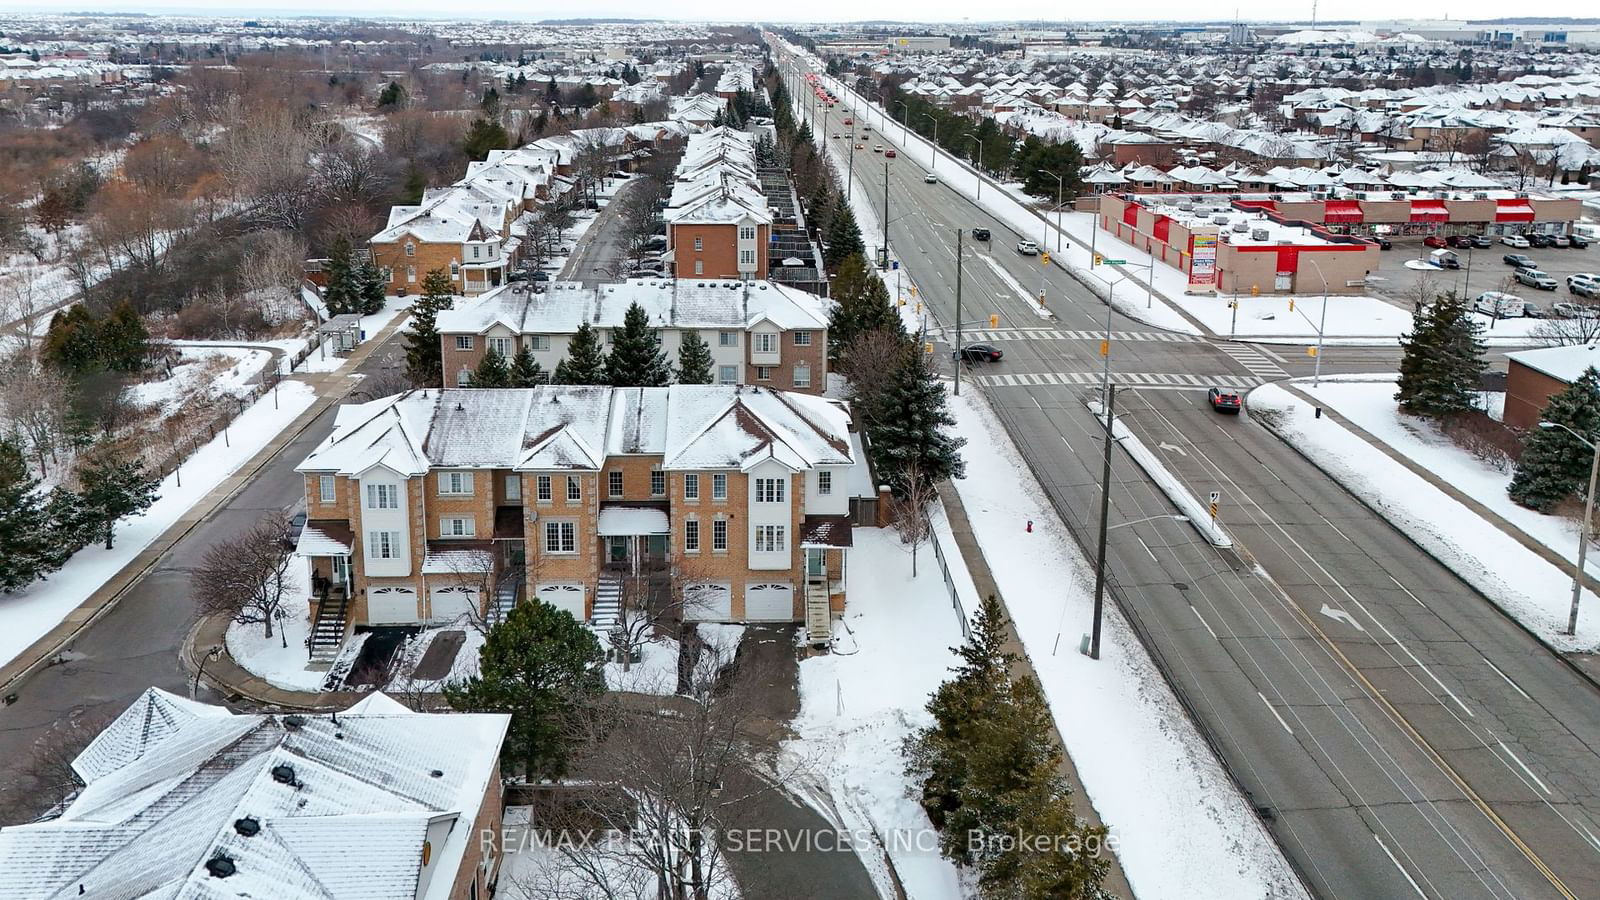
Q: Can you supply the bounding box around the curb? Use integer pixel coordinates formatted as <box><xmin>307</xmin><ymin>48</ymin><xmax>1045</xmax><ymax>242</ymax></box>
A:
<box><xmin>1254</xmin><ymin>383</ymin><xmax>1600</xmax><ymax>692</ymax></box>
<box><xmin>182</xmin><ymin>611</ymin><xmax>365</xmax><ymax>711</ymax></box>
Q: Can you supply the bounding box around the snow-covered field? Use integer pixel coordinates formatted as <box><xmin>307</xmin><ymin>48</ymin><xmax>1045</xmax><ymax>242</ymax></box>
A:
<box><xmin>0</xmin><ymin>380</ymin><xmax>317</xmax><ymax>671</ymax></box>
<box><xmin>1252</xmin><ymin>378</ymin><xmax>1600</xmax><ymax>651</ymax></box>
<box><xmin>130</xmin><ymin>346</ymin><xmax>273</xmax><ymax>410</ymax></box>
<box><xmin>945</xmin><ymin>385</ymin><xmax>1309</xmax><ymax>900</ymax></box>
<box><xmin>604</xmin><ymin>622</ymin><xmax>745</xmax><ymax>694</ymax></box>
<box><xmin>785</xmin><ymin>525</ymin><xmax>971</xmax><ymax>900</ymax></box>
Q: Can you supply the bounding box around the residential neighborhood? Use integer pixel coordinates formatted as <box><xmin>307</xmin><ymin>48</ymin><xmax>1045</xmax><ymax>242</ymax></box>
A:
<box><xmin>4</xmin><ymin>8</ymin><xmax>1600</xmax><ymax>900</ymax></box>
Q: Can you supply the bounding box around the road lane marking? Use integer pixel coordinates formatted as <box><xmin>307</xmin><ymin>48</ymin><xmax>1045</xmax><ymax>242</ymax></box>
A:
<box><xmin>1495</xmin><ymin>740</ymin><xmax>1552</xmax><ymax>795</ymax></box>
<box><xmin>1482</xmin><ymin>657</ymin><xmax>1532</xmax><ymax>701</ymax></box>
<box><xmin>1136</xmin><ymin>535</ymin><xmax>1158</xmax><ymax>562</ymax></box>
<box><xmin>1390</xmin><ymin>575</ymin><xmax>1427</xmax><ymax>607</ymax></box>
<box><xmin>1318</xmin><ymin>513</ymin><xmax>1353</xmax><ymax>543</ymax></box>
<box><xmin>1319</xmin><ymin>604</ymin><xmax>1365</xmax><ymax>632</ymax></box>
<box><xmin>1190</xmin><ymin>604</ymin><xmax>1220</xmax><ymax>640</ymax></box>
<box><xmin>1256</xmin><ymin>691</ymin><xmax>1295</xmax><ymax>735</ymax></box>
<box><xmin>1375</xmin><ymin>833</ymin><xmax>1429</xmax><ymax>899</ymax></box>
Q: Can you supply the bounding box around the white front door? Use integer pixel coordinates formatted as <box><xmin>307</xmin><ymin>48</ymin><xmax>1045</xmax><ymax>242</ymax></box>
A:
<box><xmin>743</xmin><ymin>582</ymin><xmax>795</xmax><ymax>622</ymax></box>
<box><xmin>429</xmin><ymin>585</ymin><xmax>479</xmax><ymax>622</ymax></box>
<box><xmin>536</xmin><ymin>583</ymin><xmax>585</xmax><ymax>620</ymax></box>
<box><xmin>367</xmin><ymin>586</ymin><xmax>419</xmax><ymax>624</ymax></box>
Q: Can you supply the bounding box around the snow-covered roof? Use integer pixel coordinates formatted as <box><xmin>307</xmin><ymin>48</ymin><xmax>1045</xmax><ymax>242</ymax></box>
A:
<box><xmin>597</xmin><ymin>505</ymin><xmax>670</xmax><ymax>536</ymax></box>
<box><xmin>0</xmin><ymin>688</ymin><xmax>508</xmax><ymax>900</ymax></box>
<box><xmin>297</xmin><ymin>386</ymin><xmax>855</xmax><ymax>476</ymax></box>
<box><xmin>1506</xmin><ymin>344</ymin><xmax>1600</xmax><ymax>384</ymax></box>
<box><xmin>436</xmin><ymin>278</ymin><xmax>830</xmax><ymax>336</ymax></box>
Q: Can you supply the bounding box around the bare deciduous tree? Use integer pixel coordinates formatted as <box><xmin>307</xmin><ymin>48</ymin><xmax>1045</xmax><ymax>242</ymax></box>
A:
<box><xmin>891</xmin><ymin>461</ymin><xmax>937</xmax><ymax>577</ymax></box>
<box><xmin>0</xmin><ymin>710</ymin><xmax>115</xmax><ymax>826</ymax></box>
<box><xmin>193</xmin><ymin>510</ymin><xmax>294</xmax><ymax>639</ymax></box>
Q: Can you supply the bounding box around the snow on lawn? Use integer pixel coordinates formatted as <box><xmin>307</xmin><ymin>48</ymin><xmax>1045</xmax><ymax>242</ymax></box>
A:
<box><xmin>1253</xmin><ymin>379</ymin><xmax>1600</xmax><ymax>652</ymax></box>
<box><xmin>0</xmin><ymin>381</ymin><xmax>318</xmax><ymax>670</ymax></box>
<box><xmin>604</xmin><ymin>623</ymin><xmax>745</xmax><ymax>694</ymax></box>
<box><xmin>294</xmin><ymin>295</ymin><xmax>412</xmax><ymax>373</ymax></box>
<box><xmin>785</xmin><ymin>526</ymin><xmax>968</xmax><ymax>900</ymax></box>
<box><xmin>130</xmin><ymin>347</ymin><xmax>273</xmax><ymax>410</ymax></box>
<box><xmin>225</xmin><ymin>558</ymin><xmax>319</xmax><ymax>692</ymax></box>
<box><xmin>946</xmin><ymin>385</ymin><xmax>1308</xmax><ymax>900</ymax></box>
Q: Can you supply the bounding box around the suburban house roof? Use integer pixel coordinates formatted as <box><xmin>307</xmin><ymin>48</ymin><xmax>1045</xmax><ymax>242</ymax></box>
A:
<box><xmin>296</xmin><ymin>386</ymin><xmax>855</xmax><ymax>477</ymax></box>
<box><xmin>0</xmin><ymin>689</ymin><xmax>508</xmax><ymax>900</ymax></box>
<box><xmin>436</xmin><ymin>278</ymin><xmax>829</xmax><ymax>336</ymax></box>
<box><xmin>1506</xmin><ymin>343</ymin><xmax>1600</xmax><ymax>384</ymax></box>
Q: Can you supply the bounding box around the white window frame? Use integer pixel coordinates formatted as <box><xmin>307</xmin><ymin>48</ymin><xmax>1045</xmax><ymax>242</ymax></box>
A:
<box><xmin>567</xmin><ymin>476</ymin><xmax>582</xmax><ymax>502</ymax></box>
<box><xmin>739</xmin><ymin>249</ymin><xmax>755</xmax><ymax>266</ymax></box>
<box><xmin>718</xmin><ymin>331</ymin><xmax>738</xmax><ymax>347</ymax></box>
<box><xmin>544</xmin><ymin>520</ymin><xmax>577</xmax><ymax>554</ymax></box>
<box><xmin>366</xmin><ymin>483</ymin><xmax>398</xmax><ymax>509</ymax></box>
<box><xmin>754</xmin><ymin>524</ymin><xmax>785</xmax><ymax>553</ymax></box>
<box><xmin>694</xmin><ymin>236</ymin><xmax>703</xmax><ymax>251</ymax></box>
<box><xmin>712</xmin><ymin>473</ymin><xmax>728</xmax><ymax>501</ymax></box>
<box><xmin>685</xmin><ymin>518</ymin><xmax>700</xmax><ymax>552</ymax></box>
<box><xmin>755</xmin><ymin>365</ymin><xmax>773</xmax><ymax>381</ymax></box>
<box><xmin>456</xmin><ymin>335</ymin><xmax>474</xmax><ymax>351</ymax></box>
<box><xmin>368</xmin><ymin>530</ymin><xmax>401</xmax><ymax>559</ymax></box>
<box><xmin>753</xmin><ymin>333</ymin><xmax>777</xmax><ymax>353</ymax></box>
<box><xmin>684</xmin><ymin>473</ymin><xmax>699</xmax><ymax>500</ymax></box>
<box><xmin>818</xmin><ymin>471</ymin><xmax>832</xmax><ymax>495</ymax></box>
<box><xmin>536</xmin><ymin>474</ymin><xmax>552</xmax><ymax>502</ymax></box>
<box><xmin>694</xmin><ymin>260</ymin><xmax>704</xmax><ymax>275</ymax></box>
<box><xmin>793</xmin><ymin>363</ymin><xmax>811</xmax><ymax>388</ymax></box>
<box><xmin>529</xmin><ymin>334</ymin><xmax>551</xmax><ymax>350</ymax></box>
<box><xmin>793</xmin><ymin>330</ymin><xmax>812</xmax><ymax>346</ymax></box>
<box><xmin>505</xmin><ymin>473</ymin><xmax>522</xmax><ymax>500</ymax></box>
<box><xmin>712</xmin><ymin>518</ymin><xmax>728</xmax><ymax>551</ymax></box>
<box><xmin>738</xmin><ymin>225</ymin><xmax>756</xmax><ymax>241</ymax></box>
<box><xmin>405</xmin><ymin>242</ymin><xmax>415</xmax><ymax>257</ymax></box>
<box><xmin>650</xmin><ymin>469</ymin><xmax>665</xmax><ymax>497</ymax></box>
<box><xmin>608</xmin><ymin>470</ymin><xmax>624</xmax><ymax>498</ymax></box>
<box><xmin>318</xmin><ymin>474</ymin><xmax>336</xmax><ymax>504</ymax></box>
<box><xmin>489</xmin><ymin>337</ymin><xmax>513</xmax><ymax>357</ymax></box>
<box><xmin>441</xmin><ymin>516</ymin><xmax>476</xmax><ymax>538</ymax></box>
<box><xmin>440</xmin><ymin>471</ymin><xmax>474</xmax><ymax>496</ymax></box>
<box><xmin>755</xmin><ymin>478</ymin><xmax>785</xmax><ymax>504</ymax></box>
<box><xmin>457</xmin><ymin>368</ymin><xmax>471</xmax><ymax>387</ymax></box>
<box><xmin>718</xmin><ymin>365</ymin><xmax>738</xmax><ymax>384</ymax></box>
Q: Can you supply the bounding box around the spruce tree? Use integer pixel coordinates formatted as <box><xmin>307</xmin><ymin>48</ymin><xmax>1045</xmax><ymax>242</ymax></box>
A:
<box><xmin>356</xmin><ymin>258</ymin><xmax>387</xmax><ymax>314</ymax></box>
<box><xmin>99</xmin><ymin>301</ymin><xmax>149</xmax><ymax>373</ymax></box>
<box><xmin>605</xmin><ymin>302</ymin><xmax>671</xmax><ymax>387</ymax></box>
<box><xmin>510</xmin><ymin>346</ymin><xmax>544</xmax><ymax>387</ymax></box>
<box><xmin>553</xmin><ymin>321</ymin><xmax>608</xmax><ymax>385</ymax></box>
<box><xmin>0</xmin><ymin>439</ymin><xmax>52</xmax><ymax>593</ymax></box>
<box><xmin>42</xmin><ymin>305</ymin><xmax>101</xmax><ymax>375</ymax></box>
<box><xmin>676</xmin><ymin>329</ymin><xmax>714</xmax><ymax>384</ymax></box>
<box><xmin>471</xmin><ymin>348</ymin><xmax>512</xmax><ymax>388</ymax></box>
<box><xmin>461</xmin><ymin>117</ymin><xmax>510</xmax><ymax>161</ymax></box>
<box><xmin>404</xmin><ymin>268</ymin><xmax>451</xmax><ymax>387</ymax></box>
<box><xmin>828</xmin><ymin>253</ymin><xmax>903</xmax><ymax>360</ymax></box>
<box><xmin>321</xmin><ymin>237</ymin><xmax>361</xmax><ymax>316</ymax></box>
<box><xmin>824</xmin><ymin>203</ymin><xmax>865</xmax><ymax>269</ymax></box>
<box><xmin>444</xmin><ymin>597</ymin><xmax>605</xmax><ymax>780</ymax></box>
<box><xmin>79</xmin><ymin>453</ymin><xmax>158</xmax><ymax>550</ymax></box>
<box><xmin>1395</xmin><ymin>291</ymin><xmax>1486</xmax><ymax>418</ymax></box>
<box><xmin>1509</xmin><ymin>367</ymin><xmax>1600</xmax><ymax>512</ymax></box>
<box><xmin>867</xmin><ymin>348</ymin><xmax>966</xmax><ymax>492</ymax></box>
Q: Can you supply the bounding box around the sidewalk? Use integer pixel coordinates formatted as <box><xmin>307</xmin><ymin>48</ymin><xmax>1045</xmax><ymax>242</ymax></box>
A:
<box><xmin>0</xmin><ymin>311</ymin><xmax>409</xmax><ymax>695</ymax></box>
<box><xmin>1276</xmin><ymin>382</ymin><xmax>1600</xmax><ymax>685</ymax></box>
<box><xmin>937</xmin><ymin>485</ymin><xmax>1136</xmax><ymax>900</ymax></box>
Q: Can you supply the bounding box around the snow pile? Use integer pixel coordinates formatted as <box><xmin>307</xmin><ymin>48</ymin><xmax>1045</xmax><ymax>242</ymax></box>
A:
<box><xmin>786</xmin><ymin>526</ymin><xmax>969</xmax><ymax>900</ymax></box>
<box><xmin>0</xmin><ymin>381</ymin><xmax>318</xmax><ymax>670</ymax></box>
<box><xmin>1253</xmin><ymin>379</ymin><xmax>1600</xmax><ymax>651</ymax></box>
<box><xmin>224</xmin><ymin>560</ymin><xmax>319</xmax><ymax>692</ymax></box>
<box><xmin>604</xmin><ymin>623</ymin><xmax>746</xmax><ymax>694</ymax></box>
<box><xmin>947</xmin><ymin>385</ymin><xmax>1308</xmax><ymax>900</ymax></box>
<box><xmin>1088</xmin><ymin>398</ymin><xmax>1233</xmax><ymax>548</ymax></box>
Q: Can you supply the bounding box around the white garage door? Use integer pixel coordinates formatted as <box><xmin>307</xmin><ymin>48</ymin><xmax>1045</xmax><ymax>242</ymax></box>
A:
<box><xmin>744</xmin><ymin>582</ymin><xmax>795</xmax><ymax>622</ymax></box>
<box><xmin>683</xmin><ymin>582</ymin><xmax>732</xmax><ymax>622</ymax></box>
<box><xmin>367</xmin><ymin>586</ymin><xmax>419</xmax><ymax>624</ymax></box>
<box><xmin>536</xmin><ymin>583</ymin><xmax>586</xmax><ymax>621</ymax></box>
<box><xmin>429</xmin><ymin>585</ymin><xmax>479</xmax><ymax>623</ymax></box>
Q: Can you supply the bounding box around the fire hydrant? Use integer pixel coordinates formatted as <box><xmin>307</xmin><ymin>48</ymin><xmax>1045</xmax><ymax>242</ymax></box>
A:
<box><xmin>1026</xmin><ymin>519</ymin><xmax>1033</xmax><ymax>533</ymax></box>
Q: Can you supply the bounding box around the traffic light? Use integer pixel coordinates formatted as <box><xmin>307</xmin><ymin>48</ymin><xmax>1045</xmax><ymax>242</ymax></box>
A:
<box><xmin>989</xmin><ymin>314</ymin><xmax>999</xmax><ymax>328</ymax></box>
<box><xmin>1250</xmin><ymin>285</ymin><xmax>1260</xmax><ymax>297</ymax></box>
<box><xmin>1093</xmin><ymin>253</ymin><xmax>1103</xmax><ymax>266</ymax></box>
<box><xmin>1288</xmin><ymin>298</ymin><xmax>1295</xmax><ymax>312</ymax></box>
<box><xmin>1040</xmin><ymin>251</ymin><xmax>1051</xmax><ymax>265</ymax></box>
<box><xmin>1099</xmin><ymin>339</ymin><xmax>1109</xmax><ymax>357</ymax></box>
<box><xmin>924</xmin><ymin>342</ymin><xmax>934</xmax><ymax>354</ymax></box>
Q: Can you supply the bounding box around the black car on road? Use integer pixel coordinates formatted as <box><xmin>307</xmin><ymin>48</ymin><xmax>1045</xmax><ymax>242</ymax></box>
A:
<box><xmin>954</xmin><ymin>343</ymin><xmax>1003</xmax><ymax>362</ymax></box>
<box><xmin>1207</xmin><ymin>387</ymin><xmax>1242</xmax><ymax>414</ymax></box>
<box><xmin>971</xmin><ymin>227</ymin><xmax>991</xmax><ymax>242</ymax></box>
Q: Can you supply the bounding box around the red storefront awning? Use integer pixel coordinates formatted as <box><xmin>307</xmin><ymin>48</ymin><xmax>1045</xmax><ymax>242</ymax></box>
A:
<box><xmin>1495</xmin><ymin>201</ymin><xmax>1535</xmax><ymax>223</ymax></box>
<box><xmin>1409</xmin><ymin>200</ymin><xmax>1448</xmax><ymax>223</ymax></box>
<box><xmin>1323</xmin><ymin>199</ymin><xmax>1363</xmax><ymax>224</ymax></box>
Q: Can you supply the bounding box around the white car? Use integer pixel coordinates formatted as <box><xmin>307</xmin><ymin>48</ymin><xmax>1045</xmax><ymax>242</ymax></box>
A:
<box><xmin>873</xmin><ymin>144</ymin><xmax>884</xmax><ymax>153</ymax></box>
<box><xmin>1017</xmin><ymin>240</ymin><xmax>1040</xmax><ymax>255</ymax></box>
<box><xmin>1473</xmin><ymin>291</ymin><xmax>1525</xmax><ymax>318</ymax></box>
<box><xmin>1501</xmin><ymin>234</ymin><xmax>1530</xmax><ymax>248</ymax></box>
<box><xmin>924</xmin><ymin>173</ymin><xmax>937</xmax><ymax>184</ymax></box>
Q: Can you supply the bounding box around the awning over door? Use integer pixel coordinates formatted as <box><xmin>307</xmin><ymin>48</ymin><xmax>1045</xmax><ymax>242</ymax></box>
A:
<box><xmin>597</xmin><ymin>505</ymin><xmax>670</xmax><ymax>536</ymax></box>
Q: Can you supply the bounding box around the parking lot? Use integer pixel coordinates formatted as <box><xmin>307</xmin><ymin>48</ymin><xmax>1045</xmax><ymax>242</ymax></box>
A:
<box><xmin>1370</xmin><ymin>237</ymin><xmax>1599</xmax><ymax>315</ymax></box>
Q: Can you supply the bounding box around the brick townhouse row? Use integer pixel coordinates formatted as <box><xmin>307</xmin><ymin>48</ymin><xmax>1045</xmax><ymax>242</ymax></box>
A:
<box><xmin>665</xmin><ymin>126</ymin><xmax>772</xmax><ymax>280</ymax></box>
<box><xmin>293</xmin><ymin>385</ymin><xmax>866</xmax><ymax>650</ymax></box>
<box><xmin>435</xmin><ymin>277</ymin><xmax>830</xmax><ymax>395</ymax></box>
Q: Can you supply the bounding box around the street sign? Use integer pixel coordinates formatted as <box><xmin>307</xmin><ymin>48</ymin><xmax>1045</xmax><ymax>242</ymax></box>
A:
<box><xmin>924</xmin><ymin>342</ymin><xmax>934</xmax><ymax>354</ymax></box>
<box><xmin>1208</xmin><ymin>491</ymin><xmax>1220</xmax><ymax>504</ymax></box>
<box><xmin>1103</xmin><ymin>258</ymin><xmax>1127</xmax><ymax>265</ymax></box>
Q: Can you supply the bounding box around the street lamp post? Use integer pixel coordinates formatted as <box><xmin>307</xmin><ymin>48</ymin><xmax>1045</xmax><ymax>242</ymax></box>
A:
<box><xmin>921</xmin><ymin>114</ymin><xmax>941</xmax><ymax>172</ymax></box>
<box><xmin>954</xmin><ymin>227</ymin><xmax>964</xmax><ymax>396</ymax></box>
<box><xmin>1035</xmin><ymin>169</ymin><xmax>1066</xmax><ymax>253</ymax></box>
<box><xmin>894</xmin><ymin>101</ymin><xmax>910</xmax><ymax>144</ymax></box>
<box><xmin>966</xmin><ymin>135</ymin><xmax>983</xmax><ymax>201</ymax></box>
<box><xmin>1541</xmin><ymin>421</ymin><xmax>1599</xmax><ymax>636</ymax></box>
<box><xmin>1304</xmin><ymin>258</ymin><xmax>1332</xmax><ymax>387</ymax></box>
<box><xmin>1089</xmin><ymin>383</ymin><xmax>1117</xmax><ymax>660</ymax></box>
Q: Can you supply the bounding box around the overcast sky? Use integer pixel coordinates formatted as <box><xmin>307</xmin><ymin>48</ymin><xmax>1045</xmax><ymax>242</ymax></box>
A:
<box><xmin>0</xmin><ymin>1</ymin><xmax>1583</xmax><ymax>25</ymax></box>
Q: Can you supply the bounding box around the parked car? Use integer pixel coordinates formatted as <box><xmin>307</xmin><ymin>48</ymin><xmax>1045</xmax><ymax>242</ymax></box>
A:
<box><xmin>1568</xmin><ymin>274</ymin><xmax>1600</xmax><ymax>299</ymax></box>
<box><xmin>1372</xmin><ymin>236</ymin><xmax>1392</xmax><ymax>250</ymax></box>
<box><xmin>1447</xmin><ymin>235</ymin><xmax>1475</xmax><ymax>249</ymax></box>
<box><xmin>1472</xmin><ymin>235</ymin><xmax>1493</xmax><ymax>249</ymax></box>
<box><xmin>1503</xmin><ymin>253</ymin><xmax>1534</xmax><ymax>268</ymax></box>
<box><xmin>1207</xmin><ymin>387</ymin><xmax>1243</xmax><ymax>414</ymax></box>
<box><xmin>971</xmin><ymin>227</ymin><xmax>991</xmax><ymax>241</ymax></box>
<box><xmin>924</xmin><ymin>173</ymin><xmax>937</xmax><ymax>183</ymax></box>
<box><xmin>1502</xmin><ymin>235</ymin><xmax>1531</xmax><ymax>248</ymax></box>
<box><xmin>1553</xmin><ymin>301</ymin><xmax>1600</xmax><ymax>319</ymax></box>
<box><xmin>954</xmin><ymin>343</ymin><xmax>1003</xmax><ymax>362</ymax></box>
<box><xmin>1522</xmin><ymin>302</ymin><xmax>1545</xmax><ymax>318</ymax></box>
<box><xmin>1473</xmin><ymin>291</ymin><xmax>1526</xmax><ymax>318</ymax></box>
<box><xmin>1528</xmin><ymin>233</ymin><xmax>1554</xmax><ymax>248</ymax></box>
<box><xmin>281</xmin><ymin>510</ymin><xmax>307</xmax><ymax>550</ymax></box>
<box><xmin>1017</xmin><ymin>240</ymin><xmax>1040</xmax><ymax>255</ymax></box>
<box><xmin>1551</xmin><ymin>235</ymin><xmax>1572</xmax><ymax>249</ymax></box>
<box><xmin>885</xmin><ymin>149</ymin><xmax>896</xmax><ymax>158</ymax></box>
<box><xmin>1423</xmin><ymin>235</ymin><xmax>1447</xmax><ymax>249</ymax></box>
<box><xmin>1516</xmin><ymin>269</ymin><xmax>1559</xmax><ymax>291</ymax></box>
<box><xmin>1571</xmin><ymin>234</ymin><xmax>1592</xmax><ymax>249</ymax></box>
<box><xmin>530</xmin><ymin>271</ymin><xmax>551</xmax><ymax>282</ymax></box>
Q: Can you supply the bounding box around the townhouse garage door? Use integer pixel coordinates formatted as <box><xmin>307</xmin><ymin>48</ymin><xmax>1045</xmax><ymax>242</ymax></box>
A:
<box><xmin>744</xmin><ymin>582</ymin><xmax>795</xmax><ymax>622</ymax></box>
<box><xmin>537</xmin><ymin>583</ymin><xmax>585</xmax><ymax>621</ymax></box>
<box><xmin>368</xmin><ymin>586</ymin><xmax>419</xmax><ymax>624</ymax></box>
<box><xmin>429</xmin><ymin>585</ymin><xmax>479</xmax><ymax>623</ymax></box>
<box><xmin>683</xmin><ymin>582</ymin><xmax>732</xmax><ymax>622</ymax></box>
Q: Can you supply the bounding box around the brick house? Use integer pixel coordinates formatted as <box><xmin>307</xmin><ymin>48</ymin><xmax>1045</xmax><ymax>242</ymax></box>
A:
<box><xmin>665</xmin><ymin>127</ymin><xmax>772</xmax><ymax>280</ymax></box>
<box><xmin>369</xmin><ymin>190</ymin><xmax>520</xmax><ymax>297</ymax></box>
<box><xmin>1504</xmin><ymin>343</ymin><xmax>1600</xmax><ymax>430</ymax></box>
<box><xmin>436</xmin><ymin>278</ymin><xmax>830</xmax><ymax>394</ymax></box>
<box><xmin>0</xmin><ymin>688</ymin><xmax>509</xmax><ymax>900</ymax></box>
<box><xmin>293</xmin><ymin>385</ymin><xmax>862</xmax><ymax>655</ymax></box>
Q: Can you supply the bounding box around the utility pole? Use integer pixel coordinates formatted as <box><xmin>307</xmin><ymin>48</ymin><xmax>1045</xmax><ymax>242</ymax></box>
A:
<box><xmin>954</xmin><ymin>227</ymin><xmax>964</xmax><ymax>397</ymax></box>
<box><xmin>882</xmin><ymin>160</ymin><xmax>890</xmax><ymax>267</ymax></box>
<box><xmin>1090</xmin><ymin>384</ymin><xmax>1116</xmax><ymax>660</ymax></box>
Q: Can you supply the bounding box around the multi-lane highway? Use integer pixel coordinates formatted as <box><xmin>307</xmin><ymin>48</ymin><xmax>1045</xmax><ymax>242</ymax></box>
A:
<box><xmin>782</xmin><ymin>54</ymin><xmax>1600</xmax><ymax>900</ymax></box>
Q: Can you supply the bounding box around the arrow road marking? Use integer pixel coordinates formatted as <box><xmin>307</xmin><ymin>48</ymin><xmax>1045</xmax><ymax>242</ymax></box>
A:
<box><xmin>1319</xmin><ymin>603</ymin><xmax>1365</xmax><ymax>632</ymax></box>
<box><xmin>1157</xmin><ymin>441</ymin><xmax>1188</xmax><ymax>456</ymax></box>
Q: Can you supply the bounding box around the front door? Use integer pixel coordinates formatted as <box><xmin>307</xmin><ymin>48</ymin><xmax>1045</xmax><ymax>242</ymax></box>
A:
<box><xmin>608</xmin><ymin>536</ymin><xmax>629</xmax><ymax>564</ymax></box>
<box><xmin>806</xmin><ymin>549</ymin><xmax>825</xmax><ymax>581</ymax></box>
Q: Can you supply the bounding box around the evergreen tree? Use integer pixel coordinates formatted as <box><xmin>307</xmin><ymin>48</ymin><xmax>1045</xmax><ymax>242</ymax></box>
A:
<box><xmin>376</xmin><ymin>80</ymin><xmax>407</xmax><ymax>109</ymax></box>
<box><xmin>675</xmin><ymin>329</ymin><xmax>714</xmax><ymax>384</ymax></box>
<box><xmin>79</xmin><ymin>453</ymin><xmax>158</xmax><ymax>550</ymax></box>
<box><xmin>401</xmin><ymin>168</ymin><xmax>427</xmax><ymax>204</ymax></box>
<box><xmin>0</xmin><ymin>439</ymin><xmax>52</xmax><ymax>593</ymax></box>
<box><xmin>824</xmin><ymin>203</ymin><xmax>865</xmax><ymax>269</ymax></box>
<box><xmin>470</xmin><ymin>348</ymin><xmax>512</xmax><ymax>388</ymax></box>
<box><xmin>321</xmin><ymin>236</ymin><xmax>362</xmax><ymax>316</ymax></box>
<box><xmin>41</xmin><ymin>305</ymin><xmax>101</xmax><ymax>375</ymax></box>
<box><xmin>1395</xmin><ymin>290</ymin><xmax>1486</xmax><ymax>418</ymax></box>
<box><xmin>553</xmin><ymin>321</ymin><xmax>608</xmax><ymax>385</ymax></box>
<box><xmin>404</xmin><ymin>268</ymin><xmax>451</xmax><ymax>387</ymax></box>
<box><xmin>444</xmin><ymin>598</ymin><xmax>605</xmax><ymax>780</ymax></box>
<box><xmin>510</xmin><ymin>346</ymin><xmax>544</xmax><ymax>387</ymax></box>
<box><xmin>356</xmin><ymin>259</ymin><xmax>387</xmax><ymax>314</ymax></box>
<box><xmin>867</xmin><ymin>347</ymin><xmax>966</xmax><ymax>492</ymax></box>
<box><xmin>605</xmin><ymin>302</ymin><xmax>671</xmax><ymax>387</ymax></box>
<box><xmin>461</xmin><ymin>117</ymin><xmax>510</xmax><ymax>161</ymax></box>
<box><xmin>828</xmin><ymin>253</ymin><xmax>903</xmax><ymax>360</ymax></box>
<box><xmin>99</xmin><ymin>301</ymin><xmax>149</xmax><ymax>373</ymax></box>
<box><xmin>1508</xmin><ymin>368</ymin><xmax>1600</xmax><ymax>512</ymax></box>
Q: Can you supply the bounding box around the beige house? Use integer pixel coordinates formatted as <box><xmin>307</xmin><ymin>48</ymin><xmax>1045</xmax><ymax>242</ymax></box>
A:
<box><xmin>293</xmin><ymin>385</ymin><xmax>863</xmax><ymax>658</ymax></box>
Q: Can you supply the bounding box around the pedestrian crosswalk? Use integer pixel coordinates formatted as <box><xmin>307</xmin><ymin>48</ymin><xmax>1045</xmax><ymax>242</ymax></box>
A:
<box><xmin>1216</xmin><ymin>342</ymin><xmax>1289</xmax><ymax>379</ymax></box>
<box><xmin>950</xmin><ymin>328</ymin><xmax>1203</xmax><ymax>343</ymax></box>
<box><xmin>972</xmin><ymin>372</ymin><xmax>1266</xmax><ymax>391</ymax></box>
